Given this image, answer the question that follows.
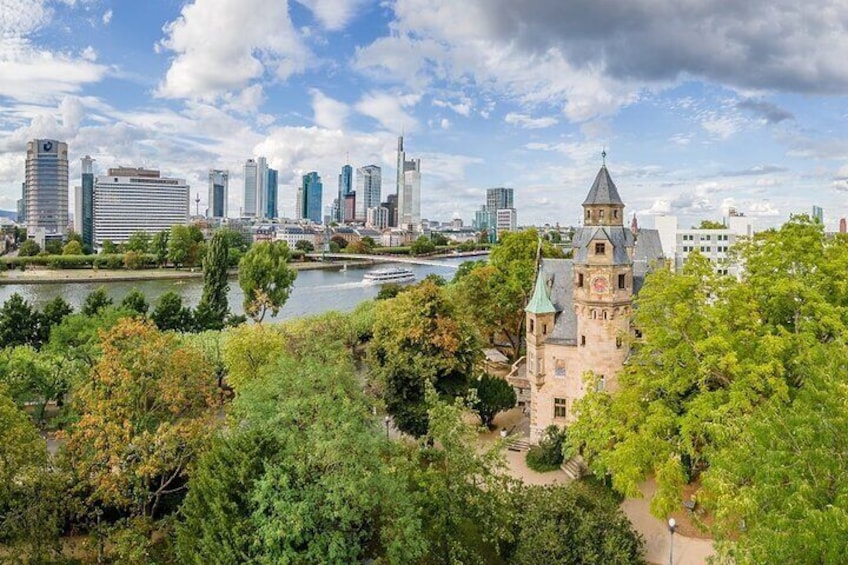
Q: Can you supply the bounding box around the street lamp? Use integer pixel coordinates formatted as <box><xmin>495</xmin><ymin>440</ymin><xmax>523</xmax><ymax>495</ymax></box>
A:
<box><xmin>384</xmin><ymin>415</ymin><xmax>390</xmax><ymax>441</ymax></box>
<box><xmin>668</xmin><ymin>517</ymin><xmax>677</xmax><ymax>565</ymax></box>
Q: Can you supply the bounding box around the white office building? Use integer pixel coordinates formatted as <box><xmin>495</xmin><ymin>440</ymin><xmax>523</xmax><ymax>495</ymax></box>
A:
<box><xmin>396</xmin><ymin>136</ymin><xmax>421</xmax><ymax>231</ymax></box>
<box><xmin>653</xmin><ymin>210</ymin><xmax>754</xmax><ymax>276</ymax></box>
<box><xmin>26</xmin><ymin>138</ymin><xmax>69</xmax><ymax>236</ymax></box>
<box><xmin>366</xmin><ymin>206</ymin><xmax>390</xmax><ymax>230</ymax></box>
<box><xmin>93</xmin><ymin>167</ymin><xmax>189</xmax><ymax>247</ymax></box>
<box><xmin>355</xmin><ymin>165</ymin><xmax>382</xmax><ymax>221</ymax></box>
<box><xmin>495</xmin><ymin>208</ymin><xmax>517</xmax><ymax>235</ymax></box>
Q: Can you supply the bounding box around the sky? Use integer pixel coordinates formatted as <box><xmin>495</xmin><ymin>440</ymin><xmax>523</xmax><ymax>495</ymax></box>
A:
<box><xmin>1</xmin><ymin>0</ymin><xmax>848</xmax><ymax>230</ymax></box>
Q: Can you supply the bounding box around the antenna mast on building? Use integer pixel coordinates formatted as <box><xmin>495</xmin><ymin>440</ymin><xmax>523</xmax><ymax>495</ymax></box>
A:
<box><xmin>195</xmin><ymin>193</ymin><xmax>200</xmax><ymax>217</ymax></box>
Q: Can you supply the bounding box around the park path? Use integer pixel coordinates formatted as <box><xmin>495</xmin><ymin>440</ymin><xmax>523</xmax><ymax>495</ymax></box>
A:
<box><xmin>491</xmin><ymin>409</ymin><xmax>715</xmax><ymax>565</ymax></box>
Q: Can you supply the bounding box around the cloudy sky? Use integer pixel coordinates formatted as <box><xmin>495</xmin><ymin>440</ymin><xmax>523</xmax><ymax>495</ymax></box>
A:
<box><xmin>2</xmin><ymin>0</ymin><xmax>848</xmax><ymax>229</ymax></box>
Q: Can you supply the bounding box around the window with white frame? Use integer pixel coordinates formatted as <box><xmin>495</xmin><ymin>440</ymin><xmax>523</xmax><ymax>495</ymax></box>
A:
<box><xmin>554</xmin><ymin>398</ymin><xmax>567</xmax><ymax>418</ymax></box>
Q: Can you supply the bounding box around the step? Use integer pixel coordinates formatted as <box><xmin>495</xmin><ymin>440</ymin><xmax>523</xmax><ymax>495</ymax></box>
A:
<box><xmin>507</xmin><ymin>438</ymin><xmax>532</xmax><ymax>452</ymax></box>
<box><xmin>561</xmin><ymin>457</ymin><xmax>585</xmax><ymax>480</ymax></box>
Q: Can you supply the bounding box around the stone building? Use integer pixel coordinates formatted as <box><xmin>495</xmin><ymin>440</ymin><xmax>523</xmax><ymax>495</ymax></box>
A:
<box><xmin>518</xmin><ymin>164</ymin><xmax>664</xmax><ymax>441</ymax></box>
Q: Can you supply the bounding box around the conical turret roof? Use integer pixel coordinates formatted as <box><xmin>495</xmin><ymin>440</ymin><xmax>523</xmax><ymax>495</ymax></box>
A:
<box><xmin>582</xmin><ymin>166</ymin><xmax>624</xmax><ymax>206</ymax></box>
<box><xmin>526</xmin><ymin>270</ymin><xmax>556</xmax><ymax>314</ymax></box>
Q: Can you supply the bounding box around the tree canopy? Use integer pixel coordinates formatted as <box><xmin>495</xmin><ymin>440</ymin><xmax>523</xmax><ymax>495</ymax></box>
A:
<box><xmin>238</xmin><ymin>241</ymin><xmax>297</xmax><ymax>322</ymax></box>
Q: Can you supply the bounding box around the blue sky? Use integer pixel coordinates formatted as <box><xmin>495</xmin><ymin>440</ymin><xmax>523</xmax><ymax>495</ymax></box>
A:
<box><xmin>1</xmin><ymin>0</ymin><xmax>848</xmax><ymax>229</ymax></box>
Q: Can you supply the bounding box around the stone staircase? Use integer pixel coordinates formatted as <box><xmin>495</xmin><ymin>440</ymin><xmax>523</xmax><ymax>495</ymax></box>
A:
<box><xmin>561</xmin><ymin>456</ymin><xmax>587</xmax><ymax>480</ymax></box>
<box><xmin>507</xmin><ymin>438</ymin><xmax>532</xmax><ymax>452</ymax></box>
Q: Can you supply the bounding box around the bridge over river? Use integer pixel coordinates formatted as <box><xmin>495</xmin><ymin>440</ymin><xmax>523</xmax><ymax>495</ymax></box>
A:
<box><xmin>305</xmin><ymin>251</ymin><xmax>488</xmax><ymax>269</ymax></box>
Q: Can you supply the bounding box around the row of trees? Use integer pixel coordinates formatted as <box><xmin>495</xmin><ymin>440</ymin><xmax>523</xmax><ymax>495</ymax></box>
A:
<box><xmin>567</xmin><ymin>216</ymin><xmax>848</xmax><ymax>563</ymax></box>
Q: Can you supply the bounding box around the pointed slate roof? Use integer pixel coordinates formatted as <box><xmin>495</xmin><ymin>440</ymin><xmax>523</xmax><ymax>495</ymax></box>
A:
<box><xmin>526</xmin><ymin>269</ymin><xmax>556</xmax><ymax>314</ymax></box>
<box><xmin>582</xmin><ymin>166</ymin><xmax>624</xmax><ymax>206</ymax></box>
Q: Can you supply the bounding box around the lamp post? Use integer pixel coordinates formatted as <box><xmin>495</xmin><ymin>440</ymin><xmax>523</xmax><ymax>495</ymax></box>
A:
<box><xmin>384</xmin><ymin>415</ymin><xmax>390</xmax><ymax>441</ymax></box>
<box><xmin>668</xmin><ymin>517</ymin><xmax>677</xmax><ymax>565</ymax></box>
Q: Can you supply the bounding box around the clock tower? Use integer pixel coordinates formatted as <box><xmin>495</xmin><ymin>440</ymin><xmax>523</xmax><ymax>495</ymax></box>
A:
<box><xmin>571</xmin><ymin>162</ymin><xmax>633</xmax><ymax>399</ymax></box>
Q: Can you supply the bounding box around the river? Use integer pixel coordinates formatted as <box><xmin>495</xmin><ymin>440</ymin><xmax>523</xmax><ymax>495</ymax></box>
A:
<box><xmin>0</xmin><ymin>258</ymin><xmax>474</xmax><ymax>321</ymax></box>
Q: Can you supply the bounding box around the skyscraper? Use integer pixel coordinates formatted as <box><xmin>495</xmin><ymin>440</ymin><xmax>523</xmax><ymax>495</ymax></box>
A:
<box><xmin>487</xmin><ymin>187</ymin><xmax>514</xmax><ymax>211</ymax></box>
<box><xmin>256</xmin><ymin>157</ymin><xmax>268</xmax><ymax>218</ymax></box>
<box><xmin>396</xmin><ymin>136</ymin><xmax>421</xmax><ymax>231</ymax></box>
<box><xmin>337</xmin><ymin>164</ymin><xmax>353</xmax><ymax>222</ymax></box>
<box><xmin>17</xmin><ymin>182</ymin><xmax>26</xmax><ymax>224</ymax></box>
<box><xmin>812</xmin><ymin>205</ymin><xmax>823</xmax><ymax>224</ymax></box>
<box><xmin>26</xmin><ymin>138</ymin><xmax>69</xmax><ymax>236</ymax></box>
<box><xmin>74</xmin><ymin>156</ymin><xmax>95</xmax><ymax>248</ymax></box>
<box><xmin>266</xmin><ymin>167</ymin><xmax>278</xmax><ymax>219</ymax></box>
<box><xmin>355</xmin><ymin>165</ymin><xmax>382</xmax><ymax>221</ymax></box>
<box><xmin>208</xmin><ymin>169</ymin><xmax>228</xmax><ymax>219</ymax></box>
<box><xmin>243</xmin><ymin>159</ymin><xmax>257</xmax><ymax>217</ymax></box>
<box><xmin>300</xmin><ymin>172</ymin><xmax>323</xmax><ymax>223</ymax></box>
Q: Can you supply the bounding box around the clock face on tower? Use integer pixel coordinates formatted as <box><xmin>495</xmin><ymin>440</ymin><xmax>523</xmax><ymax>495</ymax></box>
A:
<box><xmin>591</xmin><ymin>275</ymin><xmax>609</xmax><ymax>294</ymax></box>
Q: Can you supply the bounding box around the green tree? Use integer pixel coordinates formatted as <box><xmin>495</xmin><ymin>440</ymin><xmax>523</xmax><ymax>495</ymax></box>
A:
<box><xmin>44</xmin><ymin>238</ymin><xmax>62</xmax><ymax>254</ymax></box>
<box><xmin>0</xmin><ymin>346</ymin><xmax>70</xmax><ymax>423</ymax></box>
<box><xmin>526</xmin><ymin>425</ymin><xmax>567</xmax><ymax>472</ymax></box>
<box><xmin>376</xmin><ymin>282</ymin><xmax>406</xmax><ymax>300</ymax></box>
<box><xmin>694</xmin><ymin>219</ymin><xmax>726</xmax><ymax>229</ymax></box>
<box><xmin>168</xmin><ymin>225</ymin><xmax>195</xmax><ymax>268</ymax></box>
<box><xmin>122</xmin><ymin>250</ymin><xmax>145</xmax><ymax>270</ymax></box>
<box><xmin>218</xmin><ymin>227</ymin><xmax>249</xmax><ymax>252</ymax></box>
<box><xmin>66</xmin><ymin>230</ymin><xmax>83</xmax><ymax>245</ymax></box>
<box><xmin>101</xmin><ymin>239</ymin><xmax>118</xmax><ymax>254</ymax></box>
<box><xmin>431</xmin><ymin>233</ymin><xmax>448</xmax><ymax>246</ymax></box>
<box><xmin>121</xmin><ymin>289</ymin><xmax>149</xmax><ymax>315</ymax></box>
<box><xmin>0</xmin><ymin>385</ymin><xmax>65</xmax><ymax>561</ymax></box>
<box><xmin>294</xmin><ymin>239</ymin><xmax>315</xmax><ymax>253</ymax></box>
<box><xmin>195</xmin><ymin>230</ymin><xmax>230</xmax><ymax>330</ymax></box>
<box><xmin>470</xmin><ymin>373</ymin><xmax>516</xmax><ymax>428</ymax></box>
<box><xmin>82</xmin><ymin>287</ymin><xmax>113</xmax><ymax>316</ymax></box>
<box><xmin>151</xmin><ymin>230</ymin><xmax>169</xmax><ymax>266</ymax></box>
<box><xmin>18</xmin><ymin>239</ymin><xmax>40</xmax><ymax>256</ymax></box>
<box><xmin>361</xmin><ymin>235</ymin><xmax>376</xmax><ymax>251</ymax></box>
<box><xmin>126</xmin><ymin>230</ymin><xmax>151</xmax><ymax>253</ymax></box>
<box><xmin>151</xmin><ymin>291</ymin><xmax>194</xmax><ymax>332</ymax></box>
<box><xmin>509</xmin><ymin>482</ymin><xmax>645</xmax><ymax>564</ymax></box>
<box><xmin>238</xmin><ymin>241</ymin><xmax>297</xmax><ymax>323</ymax></box>
<box><xmin>36</xmin><ymin>296</ymin><xmax>74</xmax><ymax>347</ymax></box>
<box><xmin>452</xmin><ymin>259</ymin><xmax>486</xmax><ymax>283</ymax></box>
<box><xmin>0</xmin><ymin>293</ymin><xmax>39</xmax><ymax>348</ymax></box>
<box><xmin>368</xmin><ymin>280</ymin><xmax>479</xmax><ymax>436</ymax></box>
<box><xmin>64</xmin><ymin>319</ymin><xmax>217</xmax><ymax>521</ymax></box>
<box><xmin>410</xmin><ymin>235</ymin><xmax>436</xmax><ymax>255</ymax></box>
<box><xmin>330</xmin><ymin>235</ymin><xmax>348</xmax><ymax>249</ymax></box>
<box><xmin>62</xmin><ymin>239</ymin><xmax>83</xmax><ymax>255</ymax></box>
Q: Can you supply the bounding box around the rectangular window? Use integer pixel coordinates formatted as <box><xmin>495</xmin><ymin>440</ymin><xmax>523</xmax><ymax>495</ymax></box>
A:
<box><xmin>618</xmin><ymin>273</ymin><xmax>626</xmax><ymax>289</ymax></box>
<box><xmin>596</xmin><ymin>375</ymin><xmax>606</xmax><ymax>392</ymax></box>
<box><xmin>554</xmin><ymin>398</ymin><xmax>567</xmax><ymax>419</ymax></box>
<box><xmin>529</xmin><ymin>319</ymin><xmax>535</xmax><ymax>333</ymax></box>
<box><xmin>701</xmin><ymin>246</ymin><xmax>709</xmax><ymax>253</ymax></box>
<box><xmin>555</xmin><ymin>359</ymin><xmax>566</xmax><ymax>377</ymax></box>
<box><xmin>599</xmin><ymin>209</ymin><xmax>605</xmax><ymax>219</ymax></box>
<box><xmin>578</xmin><ymin>273</ymin><xmax>584</xmax><ymax>287</ymax></box>
<box><xmin>595</xmin><ymin>242</ymin><xmax>606</xmax><ymax>254</ymax></box>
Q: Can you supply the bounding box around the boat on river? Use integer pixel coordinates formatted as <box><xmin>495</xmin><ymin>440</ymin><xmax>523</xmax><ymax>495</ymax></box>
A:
<box><xmin>363</xmin><ymin>267</ymin><xmax>415</xmax><ymax>283</ymax></box>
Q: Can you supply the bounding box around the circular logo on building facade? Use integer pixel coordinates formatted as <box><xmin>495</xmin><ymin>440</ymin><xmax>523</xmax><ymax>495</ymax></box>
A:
<box><xmin>591</xmin><ymin>275</ymin><xmax>609</xmax><ymax>294</ymax></box>
<box><xmin>43</xmin><ymin>141</ymin><xmax>53</xmax><ymax>152</ymax></box>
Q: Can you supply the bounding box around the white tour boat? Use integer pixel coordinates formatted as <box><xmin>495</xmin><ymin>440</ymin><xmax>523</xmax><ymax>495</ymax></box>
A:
<box><xmin>363</xmin><ymin>267</ymin><xmax>416</xmax><ymax>283</ymax></box>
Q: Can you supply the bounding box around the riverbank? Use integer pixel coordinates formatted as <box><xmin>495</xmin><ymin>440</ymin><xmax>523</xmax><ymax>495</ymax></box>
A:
<box><xmin>0</xmin><ymin>259</ymin><xmax>377</xmax><ymax>285</ymax></box>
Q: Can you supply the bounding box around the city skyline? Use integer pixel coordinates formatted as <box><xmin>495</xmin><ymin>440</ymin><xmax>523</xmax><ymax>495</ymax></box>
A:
<box><xmin>1</xmin><ymin>2</ymin><xmax>848</xmax><ymax>229</ymax></box>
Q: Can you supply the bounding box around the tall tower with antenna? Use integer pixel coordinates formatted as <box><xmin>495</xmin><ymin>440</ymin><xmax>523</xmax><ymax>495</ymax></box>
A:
<box><xmin>195</xmin><ymin>193</ymin><xmax>200</xmax><ymax>217</ymax></box>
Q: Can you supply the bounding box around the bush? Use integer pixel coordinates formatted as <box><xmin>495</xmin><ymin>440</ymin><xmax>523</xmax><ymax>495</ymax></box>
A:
<box><xmin>526</xmin><ymin>425</ymin><xmax>567</xmax><ymax>472</ymax></box>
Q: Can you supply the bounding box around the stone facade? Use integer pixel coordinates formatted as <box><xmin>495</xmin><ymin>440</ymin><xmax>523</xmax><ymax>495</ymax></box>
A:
<box><xmin>524</xmin><ymin>166</ymin><xmax>664</xmax><ymax>441</ymax></box>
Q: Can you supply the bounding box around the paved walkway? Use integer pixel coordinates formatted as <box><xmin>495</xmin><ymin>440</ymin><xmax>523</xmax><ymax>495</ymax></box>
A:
<box><xmin>491</xmin><ymin>411</ymin><xmax>715</xmax><ymax>565</ymax></box>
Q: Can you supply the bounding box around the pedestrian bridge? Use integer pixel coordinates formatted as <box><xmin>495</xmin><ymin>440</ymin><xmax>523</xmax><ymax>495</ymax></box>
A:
<box><xmin>305</xmin><ymin>252</ymin><xmax>461</xmax><ymax>269</ymax></box>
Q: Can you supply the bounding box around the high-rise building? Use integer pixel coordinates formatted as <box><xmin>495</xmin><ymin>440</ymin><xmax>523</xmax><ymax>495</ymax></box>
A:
<box><xmin>396</xmin><ymin>136</ymin><xmax>421</xmax><ymax>231</ymax></box>
<box><xmin>812</xmin><ymin>205</ymin><xmax>824</xmax><ymax>224</ymax></box>
<box><xmin>382</xmin><ymin>193</ymin><xmax>398</xmax><ymax>228</ymax></box>
<box><xmin>840</xmin><ymin>218</ymin><xmax>847</xmax><ymax>234</ymax></box>
<box><xmin>256</xmin><ymin>157</ymin><xmax>268</xmax><ymax>218</ymax></box>
<box><xmin>300</xmin><ymin>172</ymin><xmax>323</xmax><ymax>223</ymax></box>
<box><xmin>208</xmin><ymin>169</ymin><xmax>228</xmax><ymax>219</ymax></box>
<box><xmin>337</xmin><ymin>164</ymin><xmax>353</xmax><ymax>222</ymax></box>
<box><xmin>25</xmin><ymin>138</ymin><xmax>69</xmax><ymax>236</ymax></box>
<box><xmin>243</xmin><ymin>159</ymin><xmax>257</xmax><ymax>217</ymax></box>
<box><xmin>344</xmin><ymin>193</ymin><xmax>356</xmax><ymax>223</ymax></box>
<box><xmin>74</xmin><ymin>156</ymin><xmax>95</xmax><ymax>247</ymax></box>
<box><xmin>266</xmin><ymin>167</ymin><xmax>278</xmax><ymax>219</ymax></box>
<box><xmin>17</xmin><ymin>182</ymin><xmax>26</xmax><ymax>223</ymax></box>
<box><xmin>366</xmin><ymin>206</ymin><xmax>390</xmax><ymax>230</ymax></box>
<box><xmin>92</xmin><ymin>167</ymin><xmax>189</xmax><ymax>247</ymax></box>
<box><xmin>355</xmin><ymin>165</ymin><xmax>382</xmax><ymax>222</ymax></box>
<box><xmin>487</xmin><ymin>187</ymin><xmax>514</xmax><ymax>211</ymax></box>
<box><xmin>496</xmin><ymin>208</ymin><xmax>517</xmax><ymax>234</ymax></box>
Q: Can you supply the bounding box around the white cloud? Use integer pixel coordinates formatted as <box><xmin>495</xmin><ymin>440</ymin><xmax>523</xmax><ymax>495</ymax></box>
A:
<box><xmin>432</xmin><ymin>97</ymin><xmax>472</xmax><ymax>117</ymax></box>
<box><xmin>504</xmin><ymin>112</ymin><xmax>558</xmax><ymax>129</ymax></box>
<box><xmin>102</xmin><ymin>9</ymin><xmax>112</xmax><ymax>25</ymax></box>
<box><xmin>310</xmin><ymin>89</ymin><xmax>349</xmax><ymax>130</ymax></box>
<box><xmin>157</xmin><ymin>0</ymin><xmax>310</xmax><ymax>100</ymax></box>
<box><xmin>440</xmin><ymin>118</ymin><xmax>451</xmax><ymax>129</ymax></box>
<box><xmin>354</xmin><ymin>91</ymin><xmax>420</xmax><ymax>132</ymax></box>
<box><xmin>0</xmin><ymin>0</ymin><xmax>49</xmax><ymax>37</ymax></box>
<box><xmin>295</xmin><ymin>0</ymin><xmax>366</xmax><ymax>31</ymax></box>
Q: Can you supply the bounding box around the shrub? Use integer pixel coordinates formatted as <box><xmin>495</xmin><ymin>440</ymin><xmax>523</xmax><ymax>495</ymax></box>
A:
<box><xmin>526</xmin><ymin>425</ymin><xmax>567</xmax><ymax>472</ymax></box>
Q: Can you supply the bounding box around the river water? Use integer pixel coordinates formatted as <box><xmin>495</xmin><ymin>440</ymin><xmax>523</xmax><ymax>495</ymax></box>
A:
<box><xmin>0</xmin><ymin>259</ymin><xmax>472</xmax><ymax>322</ymax></box>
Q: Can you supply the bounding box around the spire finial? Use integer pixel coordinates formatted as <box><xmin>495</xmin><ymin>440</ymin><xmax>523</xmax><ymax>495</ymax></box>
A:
<box><xmin>601</xmin><ymin>147</ymin><xmax>607</xmax><ymax>166</ymax></box>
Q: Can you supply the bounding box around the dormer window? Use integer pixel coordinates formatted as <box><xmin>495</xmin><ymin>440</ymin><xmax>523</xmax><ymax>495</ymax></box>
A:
<box><xmin>595</xmin><ymin>242</ymin><xmax>606</xmax><ymax>254</ymax></box>
<box><xmin>614</xmin><ymin>210</ymin><xmax>619</xmax><ymax>219</ymax></box>
<box><xmin>585</xmin><ymin>209</ymin><xmax>591</xmax><ymax>220</ymax></box>
<box><xmin>599</xmin><ymin>209</ymin><xmax>605</xmax><ymax>220</ymax></box>
<box><xmin>577</xmin><ymin>273</ymin><xmax>584</xmax><ymax>287</ymax></box>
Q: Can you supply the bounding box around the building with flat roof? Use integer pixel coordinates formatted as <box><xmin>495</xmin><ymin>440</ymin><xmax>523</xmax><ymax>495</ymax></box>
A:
<box><xmin>26</xmin><ymin>139</ymin><xmax>68</xmax><ymax>236</ymax></box>
<box><xmin>93</xmin><ymin>167</ymin><xmax>189</xmax><ymax>247</ymax></box>
<box><xmin>208</xmin><ymin>169</ymin><xmax>228</xmax><ymax>219</ymax></box>
<box><xmin>74</xmin><ymin>156</ymin><xmax>95</xmax><ymax>248</ymax></box>
<box><xmin>396</xmin><ymin>136</ymin><xmax>421</xmax><ymax>231</ymax></box>
<box><xmin>355</xmin><ymin>165</ymin><xmax>381</xmax><ymax>222</ymax></box>
<box><xmin>300</xmin><ymin>172</ymin><xmax>323</xmax><ymax>224</ymax></box>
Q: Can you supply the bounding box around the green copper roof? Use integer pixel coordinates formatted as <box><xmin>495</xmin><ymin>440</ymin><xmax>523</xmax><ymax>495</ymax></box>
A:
<box><xmin>526</xmin><ymin>270</ymin><xmax>556</xmax><ymax>314</ymax></box>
